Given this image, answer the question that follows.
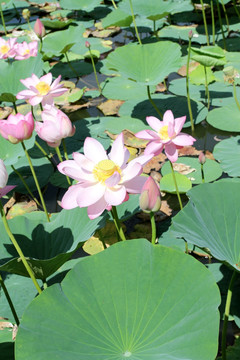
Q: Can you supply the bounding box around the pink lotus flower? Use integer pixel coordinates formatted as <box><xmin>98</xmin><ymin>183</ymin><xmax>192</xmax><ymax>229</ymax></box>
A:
<box><xmin>139</xmin><ymin>176</ymin><xmax>161</xmax><ymax>213</ymax></box>
<box><xmin>34</xmin><ymin>19</ymin><xmax>46</xmax><ymax>38</ymax></box>
<box><xmin>14</xmin><ymin>41</ymin><xmax>38</xmax><ymax>60</ymax></box>
<box><xmin>16</xmin><ymin>73</ymin><xmax>67</xmax><ymax>107</ymax></box>
<box><xmin>35</xmin><ymin>106</ymin><xmax>76</xmax><ymax>147</ymax></box>
<box><xmin>57</xmin><ymin>134</ymin><xmax>153</xmax><ymax>219</ymax></box>
<box><xmin>135</xmin><ymin>110</ymin><xmax>196</xmax><ymax>163</ymax></box>
<box><xmin>0</xmin><ymin>37</ymin><xmax>17</xmax><ymax>59</ymax></box>
<box><xmin>0</xmin><ymin>159</ymin><xmax>16</xmax><ymax>197</ymax></box>
<box><xmin>0</xmin><ymin>112</ymin><xmax>34</xmax><ymax>144</ymax></box>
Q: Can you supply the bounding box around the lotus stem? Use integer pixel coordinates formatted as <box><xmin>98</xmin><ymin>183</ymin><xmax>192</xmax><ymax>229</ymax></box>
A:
<box><xmin>111</xmin><ymin>0</ymin><xmax>117</xmax><ymax>9</ymax></box>
<box><xmin>150</xmin><ymin>211</ymin><xmax>157</xmax><ymax>245</ymax></box>
<box><xmin>55</xmin><ymin>146</ymin><xmax>71</xmax><ymax>185</ymax></box>
<box><xmin>221</xmin><ymin>0</ymin><xmax>230</xmax><ymax>35</ymax></box>
<box><xmin>34</xmin><ymin>140</ymin><xmax>56</xmax><ymax>168</ymax></box>
<box><xmin>0</xmin><ymin>274</ymin><xmax>19</xmax><ymax>325</ymax></box>
<box><xmin>210</xmin><ymin>0</ymin><xmax>215</xmax><ymax>45</ymax></box>
<box><xmin>21</xmin><ymin>141</ymin><xmax>50</xmax><ymax>222</ymax></box>
<box><xmin>216</xmin><ymin>0</ymin><xmax>226</xmax><ymax>50</ymax></box>
<box><xmin>170</xmin><ymin>162</ymin><xmax>183</xmax><ymax>210</ymax></box>
<box><xmin>0</xmin><ymin>3</ymin><xmax>7</xmax><ymax>35</ymax></box>
<box><xmin>62</xmin><ymin>138</ymin><xmax>69</xmax><ymax>160</ymax></box>
<box><xmin>11</xmin><ymin>164</ymin><xmax>41</xmax><ymax>207</ymax></box>
<box><xmin>233</xmin><ymin>0</ymin><xmax>240</xmax><ymax>19</ymax></box>
<box><xmin>199</xmin><ymin>0</ymin><xmax>209</xmax><ymax>46</ymax></box>
<box><xmin>39</xmin><ymin>38</ymin><xmax>43</xmax><ymax>54</ymax></box>
<box><xmin>87</xmin><ymin>46</ymin><xmax>102</xmax><ymax>94</ymax></box>
<box><xmin>147</xmin><ymin>85</ymin><xmax>163</xmax><ymax>119</ymax></box>
<box><xmin>233</xmin><ymin>82</ymin><xmax>240</xmax><ymax>111</ymax></box>
<box><xmin>12</xmin><ymin>101</ymin><xmax>18</xmax><ymax>114</ymax></box>
<box><xmin>204</xmin><ymin>65</ymin><xmax>210</xmax><ymax>109</ymax></box>
<box><xmin>221</xmin><ymin>270</ymin><xmax>237</xmax><ymax>360</ymax></box>
<box><xmin>201</xmin><ymin>163</ymin><xmax>205</xmax><ymax>183</ymax></box>
<box><xmin>0</xmin><ymin>199</ymin><xmax>42</xmax><ymax>294</ymax></box>
<box><xmin>186</xmin><ymin>35</ymin><xmax>194</xmax><ymax>132</ymax></box>
<box><xmin>128</xmin><ymin>0</ymin><xmax>142</xmax><ymax>45</ymax></box>
<box><xmin>111</xmin><ymin>206</ymin><xmax>126</xmax><ymax>241</ymax></box>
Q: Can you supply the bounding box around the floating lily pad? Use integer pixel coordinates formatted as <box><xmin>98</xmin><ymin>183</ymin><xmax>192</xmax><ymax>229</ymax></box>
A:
<box><xmin>15</xmin><ymin>239</ymin><xmax>220</xmax><ymax>360</ymax></box>
<box><xmin>160</xmin><ymin>172</ymin><xmax>192</xmax><ymax>194</ymax></box>
<box><xmin>106</xmin><ymin>41</ymin><xmax>181</xmax><ymax>86</ymax></box>
<box><xmin>190</xmin><ymin>64</ymin><xmax>215</xmax><ymax>85</ymax></box>
<box><xmin>207</xmin><ymin>103</ymin><xmax>240</xmax><ymax>131</ymax></box>
<box><xmin>60</xmin><ymin>0</ymin><xmax>100</xmax><ymax>11</ymax></box>
<box><xmin>161</xmin><ymin>157</ymin><xmax>222</xmax><ymax>184</ymax></box>
<box><xmin>213</xmin><ymin>136</ymin><xmax>240</xmax><ymax>177</ymax></box>
<box><xmin>102</xmin><ymin>8</ymin><xmax>132</xmax><ymax>28</ymax></box>
<box><xmin>171</xmin><ymin>181</ymin><xmax>240</xmax><ymax>271</ymax></box>
<box><xmin>0</xmin><ymin>135</ymin><xmax>36</xmax><ymax>166</ymax></box>
<box><xmin>41</xmin><ymin>18</ymin><xmax>73</xmax><ymax>29</ymax></box>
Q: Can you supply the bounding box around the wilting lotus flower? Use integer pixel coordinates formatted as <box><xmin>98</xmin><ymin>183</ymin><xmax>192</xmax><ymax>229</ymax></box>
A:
<box><xmin>139</xmin><ymin>176</ymin><xmax>161</xmax><ymax>213</ymax></box>
<box><xmin>16</xmin><ymin>73</ymin><xmax>67</xmax><ymax>107</ymax></box>
<box><xmin>35</xmin><ymin>106</ymin><xmax>76</xmax><ymax>147</ymax></box>
<box><xmin>58</xmin><ymin>133</ymin><xmax>153</xmax><ymax>219</ymax></box>
<box><xmin>0</xmin><ymin>112</ymin><xmax>34</xmax><ymax>144</ymax></box>
<box><xmin>135</xmin><ymin>110</ymin><xmax>196</xmax><ymax>163</ymax></box>
<box><xmin>0</xmin><ymin>37</ymin><xmax>17</xmax><ymax>59</ymax></box>
<box><xmin>14</xmin><ymin>41</ymin><xmax>38</xmax><ymax>60</ymax></box>
<box><xmin>34</xmin><ymin>19</ymin><xmax>46</xmax><ymax>38</ymax></box>
<box><xmin>0</xmin><ymin>159</ymin><xmax>16</xmax><ymax>197</ymax></box>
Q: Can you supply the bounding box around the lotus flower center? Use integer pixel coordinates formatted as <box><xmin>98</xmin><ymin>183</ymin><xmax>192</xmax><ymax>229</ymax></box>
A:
<box><xmin>159</xmin><ymin>125</ymin><xmax>170</xmax><ymax>141</ymax></box>
<box><xmin>36</xmin><ymin>81</ymin><xmax>51</xmax><ymax>96</ymax></box>
<box><xmin>93</xmin><ymin>159</ymin><xmax>121</xmax><ymax>183</ymax></box>
<box><xmin>0</xmin><ymin>45</ymin><xmax>10</xmax><ymax>54</ymax></box>
<box><xmin>23</xmin><ymin>49</ymin><xmax>30</xmax><ymax>55</ymax></box>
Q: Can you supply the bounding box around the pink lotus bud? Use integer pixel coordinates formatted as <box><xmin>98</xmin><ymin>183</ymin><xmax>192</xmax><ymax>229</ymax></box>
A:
<box><xmin>34</xmin><ymin>19</ymin><xmax>46</xmax><ymax>38</ymax></box>
<box><xmin>188</xmin><ymin>30</ymin><xmax>193</xmax><ymax>39</ymax></box>
<box><xmin>85</xmin><ymin>41</ymin><xmax>90</xmax><ymax>48</ymax></box>
<box><xmin>0</xmin><ymin>159</ymin><xmax>8</xmax><ymax>188</ymax></box>
<box><xmin>35</xmin><ymin>106</ymin><xmax>76</xmax><ymax>148</ymax></box>
<box><xmin>198</xmin><ymin>152</ymin><xmax>206</xmax><ymax>165</ymax></box>
<box><xmin>139</xmin><ymin>176</ymin><xmax>161</xmax><ymax>213</ymax></box>
<box><xmin>0</xmin><ymin>112</ymin><xmax>34</xmax><ymax>144</ymax></box>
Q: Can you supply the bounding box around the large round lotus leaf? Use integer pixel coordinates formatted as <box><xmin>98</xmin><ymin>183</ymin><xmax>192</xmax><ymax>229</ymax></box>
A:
<box><xmin>104</xmin><ymin>115</ymin><xmax>150</xmax><ymax>133</ymax></box>
<box><xmin>190</xmin><ymin>65</ymin><xmax>215</xmax><ymax>85</ymax></box>
<box><xmin>0</xmin><ymin>135</ymin><xmax>36</xmax><ymax>166</ymax></box>
<box><xmin>15</xmin><ymin>239</ymin><xmax>220</xmax><ymax>360</ymax></box>
<box><xmin>102</xmin><ymin>76</ymin><xmax>155</xmax><ymax>100</ymax></box>
<box><xmin>60</xmin><ymin>0</ymin><xmax>100</xmax><ymax>11</ymax></box>
<box><xmin>106</xmin><ymin>42</ymin><xmax>181</xmax><ymax>86</ymax></box>
<box><xmin>0</xmin><ymin>208</ymin><xmax>106</xmax><ymax>279</ymax></box>
<box><xmin>191</xmin><ymin>46</ymin><xmax>227</xmax><ymax>67</ymax></box>
<box><xmin>170</xmin><ymin>181</ymin><xmax>240</xmax><ymax>272</ymax></box>
<box><xmin>102</xmin><ymin>9</ymin><xmax>132</xmax><ymax>28</ymax></box>
<box><xmin>0</xmin><ymin>55</ymin><xmax>43</xmax><ymax>97</ymax></box>
<box><xmin>213</xmin><ymin>136</ymin><xmax>240</xmax><ymax>177</ymax></box>
<box><xmin>169</xmin><ymin>78</ymin><xmax>240</xmax><ymax>107</ymax></box>
<box><xmin>161</xmin><ymin>157</ymin><xmax>222</xmax><ymax>184</ymax></box>
<box><xmin>160</xmin><ymin>172</ymin><xmax>192</xmax><ymax>194</ymax></box>
<box><xmin>206</xmin><ymin>103</ymin><xmax>240</xmax><ymax>131</ymax></box>
<box><xmin>119</xmin><ymin>94</ymin><xmax>207</xmax><ymax>128</ymax></box>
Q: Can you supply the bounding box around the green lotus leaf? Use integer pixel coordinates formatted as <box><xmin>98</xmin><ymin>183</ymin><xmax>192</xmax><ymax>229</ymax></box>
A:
<box><xmin>15</xmin><ymin>239</ymin><xmax>220</xmax><ymax>360</ymax></box>
<box><xmin>191</xmin><ymin>46</ymin><xmax>227</xmax><ymax>67</ymax></box>
<box><xmin>102</xmin><ymin>8</ymin><xmax>132</xmax><ymax>28</ymax></box>
<box><xmin>59</xmin><ymin>0</ymin><xmax>100</xmax><ymax>11</ymax></box>
<box><xmin>206</xmin><ymin>103</ymin><xmax>240</xmax><ymax>131</ymax></box>
<box><xmin>160</xmin><ymin>172</ymin><xmax>192</xmax><ymax>194</ymax></box>
<box><xmin>213</xmin><ymin>136</ymin><xmax>240</xmax><ymax>177</ymax></box>
<box><xmin>106</xmin><ymin>42</ymin><xmax>181</xmax><ymax>86</ymax></box>
<box><xmin>0</xmin><ymin>135</ymin><xmax>36</xmax><ymax>166</ymax></box>
<box><xmin>170</xmin><ymin>181</ymin><xmax>240</xmax><ymax>271</ymax></box>
<box><xmin>190</xmin><ymin>64</ymin><xmax>215</xmax><ymax>85</ymax></box>
<box><xmin>41</xmin><ymin>18</ymin><xmax>73</xmax><ymax>29</ymax></box>
<box><xmin>161</xmin><ymin>157</ymin><xmax>222</xmax><ymax>184</ymax></box>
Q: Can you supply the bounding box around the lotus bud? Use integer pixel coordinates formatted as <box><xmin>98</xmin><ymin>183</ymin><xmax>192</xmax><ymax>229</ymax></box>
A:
<box><xmin>188</xmin><ymin>30</ymin><xmax>193</xmax><ymax>39</ymax></box>
<box><xmin>22</xmin><ymin>9</ymin><xmax>30</xmax><ymax>20</ymax></box>
<box><xmin>85</xmin><ymin>41</ymin><xmax>90</xmax><ymax>48</ymax></box>
<box><xmin>223</xmin><ymin>66</ymin><xmax>240</xmax><ymax>84</ymax></box>
<box><xmin>198</xmin><ymin>152</ymin><xmax>206</xmax><ymax>165</ymax></box>
<box><xmin>34</xmin><ymin>19</ymin><xmax>46</xmax><ymax>38</ymax></box>
<box><xmin>0</xmin><ymin>159</ymin><xmax>8</xmax><ymax>188</ymax></box>
<box><xmin>139</xmin><ymin>176</ymin><xmax>161</xmax><ymax>213</ymax></box>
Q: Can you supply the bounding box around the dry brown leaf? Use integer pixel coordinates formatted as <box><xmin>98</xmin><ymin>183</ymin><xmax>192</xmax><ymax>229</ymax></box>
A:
<box><xmin>97</xmin><ymin>99</ymin><xmax>124</xmax><ymax>115</ymax></box>
<box><xmin>0</xmin><ymin>321</ymin><xmax>13</xmax><ymax>330</ymax></box>
<box><xmin>155</xmin><ymin>83</ymin><xmax>167</xmax><ymax>92</ymax></box>
<box><xmin>61</xmin><ymin>101</ymin><xmax>91</xmax><ymax>113</ymax></box>
<box><xmin>205</xmin><ymin>150</ymin><xmax>215</xmax><ymax>160</ymax></box>
<box><xmin>12</xmin><ymin>324</ymin><xmax>18</xmax><ymax>340</ymax></box>
<box><xmin>143</xmin><ymin>153</ymin><xmax>167</xmax><ymax>174</ymax></box>
<box><xmin>0</xmin><ymin>106</ymin><xmax>13</xmax><ymax>119</ymax></box>
<box><xmin>178</xmin><ymin>146</ymin><xmax>201</xmax><ymax>156</ymax></box>
<box><xmin>173</xmin><ymin>163</ymin><xmax>196</xmax><ymax>175</ymax></box>
<box><xmin>178</xmin><ymin>61</ymin><xmax>199</xmax><ymax>77</ymax></box>
<box><xmin>105</xmin><ymin>129</ymin><xmax>148</xmax><ymax>149</ymax></box>
<box><xmin>6</xmin><ymin>200</ymin><xmax>38</xmax><ymax>220</ymax></box>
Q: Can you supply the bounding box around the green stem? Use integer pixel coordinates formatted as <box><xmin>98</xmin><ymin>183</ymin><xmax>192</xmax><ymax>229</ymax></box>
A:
<box><xmin>216</xmin><ymin>0</ymin><xmax>226</xmax><ymax>50</ymax></box>
<box><xmin>111</xmin><ymin>0</ymin><xmax>117</xmax><ymax>9</ymax></box>
<box><xmin>65</xmin><ymin>52</ymin><xmax>80</xmax><ymax>79</ymax></box>
<box><xmin>210</xmin><ymin>0</ymin><xmax>215</xmax><ymax>45</ymax></box>
<box><xmin>27</xmin><ymin>18</ymin><xmax>32</xmax><ymax>31</ymax></box>
<box><xmin>221</xmin><ymin>271</ymin><xmax>237</xmax><ymax>360</ymax></box>
<box><xmin>39</xmin><ymin>103</ymin><xmax>43</xmax><ymax>111</ymax></box>
<box><xmin>12</xmin><ymin>102</ymin><xmax>17</xmax><ymax>114</ymax></box>
<box><xmin>150</xmin><ymin>211</ymin><xmax>156</xmax><ymax>245</ymax></box>
<box><xmin>34</xmin><ymin>140</ymin><xmax>56</xmax><ymax>168</ymax></box>
<box><xmin>88</xmin><ymin>47</ymin><xmax>102</xmax><ymax>94</ymax></box>
<box><xmin>0</xmin><ymin>274</ymin><xmax>19</xmax><ymax>325</ymax></box>
<box><xmin>201</xmin><ymin>163</ymin><xmax>205</xmax><ymax>183</ymax></box>
<box><xmin>39</xmin><ymin>38</ymin><xmax>43</xmax><ymax>54</ymax></box>
<box><xmin>111</xmin><ymin>206</ymin><xmax>126</xmax><ymax>241</ymax></box>
<box><xmin>233</xmin><ymin>0</ymin><xmax>240</xmax><ymax>19</ymax></box>
<box><xmin>62</xmin><ymin>138</ymin><xmax>69</xmax><ymax>160</ymax></box>
<box><xmin>55</xmin><ymin>146</ymin><xmax>71</xmax><ymax>185</ymax></box>
<box><xmin>0</xmin><ymin>3</ymin><xmax>7</xmax><ymax>36</ymax></box>
<box><xmin>199</xmin><ymin>0</ymin><xmax>209</xmax><ymax>46</ymax></box>
<box><xmin>147</xmin><ymin>85</ymin><xmax>163</xmax><ymax>119</ymax></box>
<box><xmin>11</xmin><ymin>165</ymin><xmax>41</xmax><ymax>207</ymax></box>
<box><xmin>221</xmin><ymin>0</ymin><xmax>230</xmax><ymax>35</ymax></box>
<box><xmin>204</xmin><ymin>65</ymin><xmax>210</xmax><ymax>109</ymax></box>
<box><xmin>233</xmin><ymin>82</ymin><xmax>240</xmax><ymax>111</ymax></box>
<box><xmin>186</xmin><ymin>37</ymin><xmax>194</xmax><ymax>132</ymax></box>
<box><xmin>170</xmin><ymin>162</ymin><xmax>183</xmax><ymax>210</ymax></box>
<box><xmin>21</xmin><ymin>141</ymin><xmax>50</xmax><ymax>222</ymax></box>
<box><xmin>129</xmin><ymin>0</ymin><xmax>142</xmax><ymax>45</ymax></box>
<box><xmin>0</xmin><ymin>199</ymin><xmax>42</xmax><ymax>294</ymax></box>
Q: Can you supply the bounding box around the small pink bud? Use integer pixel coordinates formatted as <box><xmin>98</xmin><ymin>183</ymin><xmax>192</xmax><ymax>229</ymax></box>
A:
<box><xmin>34</xmin><ymin>19</ymin><xmax>46</xmax><ymax>38</ymax></box>
<box><xmin>198</xmin><ymin>152</ymin><xmax>206</xmax><ymax>165</ymax></box>
<box><xmin>188</xmin><ymin>30</ymin><xmax>193</xmax><ymax>39</ymax></box>
<box><xmin>0</xmin><ymin>112</ymin><xmax>34</xmax><ymax>144</ymax></box>
<box><xmin>139</xmin><ymin>176</ymin><xmax>161</xmax><ymax>213</ymax></box>
<box><xmin>85</xmin><ymin>41</ymin><xmax>90</xmax><ymax>48</ymax></box>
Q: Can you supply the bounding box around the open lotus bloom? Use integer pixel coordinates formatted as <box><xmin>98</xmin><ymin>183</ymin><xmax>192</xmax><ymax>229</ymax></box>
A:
<box><xmin>0</xmin><ymin>112</ymin><xmax>34</xmax><ymax>144</ymax></box>
<box><xmin>14</xmin><ymin>41</ymin><xmax>38</xmax><ymax>60</ymax></box>
<box><xmin>35</xmin><ymin>106</ymin><xmax>76</xmax><ymax>147</ymax></box>
<box><xmin>16</xmin><ymin>73</ymin><xmax>68</xmax><ymax>107</ymax></box>
<box><xmin>0</xmin><ymin>159</ymin><xmax>15</xmax><ymax>197</ymax></box>
<box><xmin>0</xmin><ymin>37</ymin><xmax>17</xmax><ymax>59</ymax></box>
<box><xmin>135</xmin><ymin>110</ymin><xmax>196</xmax><ymax>163</ymax></box>
<box><xmin>58</xmin><ymin>133</ymin><xmax>153</xmax><ymax>219</ymax></box>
